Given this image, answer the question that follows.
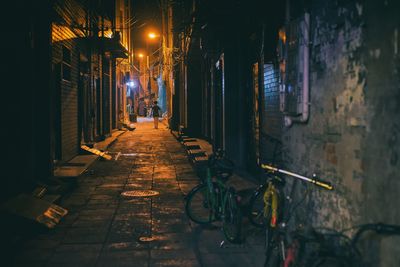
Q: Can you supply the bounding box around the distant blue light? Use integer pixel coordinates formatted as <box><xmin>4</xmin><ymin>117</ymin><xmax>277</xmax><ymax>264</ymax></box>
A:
<box><xmin>127</xmin><ymin>81</ymin><xmax>136</xmax><ymax>87</ymax></box>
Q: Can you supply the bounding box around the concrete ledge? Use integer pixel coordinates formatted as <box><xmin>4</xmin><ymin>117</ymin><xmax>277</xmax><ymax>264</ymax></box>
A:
<box><xmin>179</xmin><ymin>136</ymin><xmax>190</xmax><ymax>142</ymax></box>
<box><xmin>188</xmin><ymin>149</ymin><xmax>206</xmax><ymax>158</ymax></box>
<box><xmin>95</xmin><ymin>130</ymin><xmax>126</xmax><ymax>151</ymax></box>
<box><xmin>54</xmin><ymin>155</ymin><xmax>98</xmax><ymax>178</ymax></box>
<box><xmin>182</xmin><ymin>138</ymin><xmax>197</xmax><ymax>143</ymax></box>
<box><xmin>193</xmin><ymin>155</ymin><xmax>208</xmax><ymax>164</ymax></box>
<box><xmin>55</xmin><ymin>130</ymin><xmax>126</xmax><ymax>178</ymax></box>
<box><xmin>169</xmin><ymin>130</ymin><xmax>212</xmax><ymax>169</ymax></box>
<box><xmin>183</xmin><ymin>143</ymin><xmax>201</xmax><ymax>150</ymax></box>
<box><xmin>171</xmin><ymin>130</ymin><xmax>179</xmax><ymax>139</ymax></box>
<box><xmin>1</xmin><ymin>194</ymin><xmax>68</xmax><ymax>229</ymax></box>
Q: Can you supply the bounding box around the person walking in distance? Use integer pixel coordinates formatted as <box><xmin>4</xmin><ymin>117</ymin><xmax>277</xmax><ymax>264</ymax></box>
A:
<box><xmin>151</xmin><ymin>101</ymin><xmax>161</xmax><ymax>129</ymax></box>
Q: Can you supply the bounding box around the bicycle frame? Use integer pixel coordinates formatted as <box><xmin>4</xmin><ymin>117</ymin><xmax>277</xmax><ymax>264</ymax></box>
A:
<box><xmin>260</xmin><ymin>164</ymin><xmax>334</xmax><ymax>266</ymax></box>
<box><xmin>185</xmin><ymin>151</ymin><xmax>242</xmax><ymax>243</ymax></box>
<box><xmin>263</xmin><ymin>179</ymin><xmax>280</xmax><ymax>228</ymax></box>
<box><xmin>261</xmin><ymin>163</ymin><xmax>334</xmax><ymax>227</ymax></box>
<box><xmin>204</xmin><ymin>167</ymin><xmax>232</xmax><ymax>220</ymax></box>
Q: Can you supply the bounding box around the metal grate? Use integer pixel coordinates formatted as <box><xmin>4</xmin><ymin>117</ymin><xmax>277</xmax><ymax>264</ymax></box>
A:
<box><xmin>121</xmin><ymin>190</ymin><xmax>159</xmax><ymax>197</ymax></box>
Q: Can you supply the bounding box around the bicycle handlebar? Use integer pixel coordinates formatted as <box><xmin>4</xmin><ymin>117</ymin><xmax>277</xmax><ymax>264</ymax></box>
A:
<box><xmin>260</xmin><ymin>164</ymin><xmax>334</xmax><ymax>190</ymax></box>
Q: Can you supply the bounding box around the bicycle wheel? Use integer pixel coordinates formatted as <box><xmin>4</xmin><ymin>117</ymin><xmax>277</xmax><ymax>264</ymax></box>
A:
<box><xmin>248</xmin><ymin>184</ymin><xmax>268</xmax><ymax>228</ymax></box>
<box><xmin>222</xmin><ymin>189</ymin><xmax>242</xmax><ymax>243</ymax></box>
<box><xmin>185</xmin><ymin>183</ymin><xmax>216</xmax><ymax>224</ymax></box>
<box><xmin>264</xmin><ymin>235</ymin><xmax>282</xmax><ymax>267</ymax></box>
<box><xmin>308</xmin><ymin>257</ymin><xmax>351</xmax><ymax>267</ymax></box>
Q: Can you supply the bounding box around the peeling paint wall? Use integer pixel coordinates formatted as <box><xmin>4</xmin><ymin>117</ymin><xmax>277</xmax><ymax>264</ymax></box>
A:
<box><xmin>361</xmin><ymin>1</ymin><xmax>400</xmax><ymax>265</ymax></box>
<box><xmin>280</xmin><ymin>0</ymin><xmax>400</xmax><ymax>265</ymax></box>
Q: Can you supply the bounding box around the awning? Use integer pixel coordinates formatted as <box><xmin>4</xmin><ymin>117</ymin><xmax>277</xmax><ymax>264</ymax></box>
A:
<box><xmin>78</xmin><ymin>36</ymin><xmax>129</xmax><ymax>59</ymax></box>
<box><xmin>101</xmin><ymin>37</ymin><xmax>129</xmax><ymax>59</ymax></box>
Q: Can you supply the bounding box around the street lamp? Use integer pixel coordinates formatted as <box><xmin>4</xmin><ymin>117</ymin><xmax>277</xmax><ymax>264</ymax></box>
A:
<box><xmin>145</xmin><ymin>31</ymin><xmax>160</xmax><ymax>101</ymax></box>
<box><xmin>148</xmin><ymin>32</ymin><xmax>157</xmax><ymax>39</ymax></box>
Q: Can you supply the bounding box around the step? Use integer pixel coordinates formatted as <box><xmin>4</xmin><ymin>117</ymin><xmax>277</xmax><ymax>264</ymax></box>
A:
<box><xmin>193</xmin><ymin>155</ymin><xmax>209</xmax><ymax>164</ymax></box>
<box><xmin>32</xmin><ymin>187</ymin><xmax>47</xmax><ymax>198</ymax></box>
<box><xmin>1</xmin><ymin>194</ymin><xmax>68</xmax><ymax>229</ymax></box>
<box><xmin>36</xmin><ymin>180</ymin><xmax>64</xmax><ymax>194</ymax></box>
<box><xmin>183</xmin><ymin>141</ymin><xmax>201</xmax><ymax>148</ymax></box>
<box><xmin>54</xmin><ymin>154</ymin><xmax>99</xmax><ymax>177</ymax></box>
<box><xmin>188</xmin><ymin>149</ymin><xmax>207</xmax><ymax>158</ymax></box>
<box><xmin>41</xmin><ymin>194</ymin><xmax>62</xmax><ymax>204</ymax></box>
<box><xmin>178</xmin><ymin>135</ymin><xmax>190</xmax><ymax>141</ymax></box>
<box><xmin>182</xmin><ymin>138</ymin><xmax>197</xmax><ymax>143</ymax></box>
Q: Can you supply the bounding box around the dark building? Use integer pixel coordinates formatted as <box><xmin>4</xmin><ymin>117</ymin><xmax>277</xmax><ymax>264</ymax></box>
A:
<box><xmin>1</xmin><ymin>0</ymin><xmax>130</xmax><ymax>204</ymax></box>
<box><xmin>1</xmin><ymin>0</ymin><xmax>399</xmax><ymax>265</ymax></box>
<box><xmin>164</xmin><ymin>0</ymin><xmax>400</xmax><ymax>265</ymax></box>
<box><xmin>168</xmin><ymin>0</ymin><xmax>285</xmax><ymax>170</ymax></box>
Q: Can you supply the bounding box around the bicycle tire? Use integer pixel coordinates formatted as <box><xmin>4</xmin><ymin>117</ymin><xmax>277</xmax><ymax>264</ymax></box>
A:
<box><xmin>222</xmin><ymin>189</ymin><xmax>243</xmax><ymax>244</ymax></box>
<box><xmin>264</xmin><ymin>234</ymin><xmax>282</xmax><ymax>267</ymax></box>
<box><xmin>308</xmin><ymin>257</ymin><xmax>351</xmax><ymax>267</ymax></box>
<box><xmin>250</xmin><ymin>183</ymin><xmax>283</xmax><ymax>227</ymax></box>
<box><xmin>185</xmin><ymin>183</ymin><xmax>218</xmax><ymax>224</ymax></box>
<box><xmin>248</xmin><ymin>184</ymin><xmax>268</xmax><ymax>228</ymax></box>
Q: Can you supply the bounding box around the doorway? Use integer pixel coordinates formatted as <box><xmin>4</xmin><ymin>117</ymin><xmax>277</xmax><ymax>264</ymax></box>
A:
<box><xmin>213</xmin><ymin>54</ymin><xmax>225</xmax><ymax>151</ymax></box>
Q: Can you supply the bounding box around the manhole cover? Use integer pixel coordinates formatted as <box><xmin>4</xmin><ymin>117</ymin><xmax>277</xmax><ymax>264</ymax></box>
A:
<box><xmin>139</xmin><ymin>236</ymin><xmax>156</xmax><ymax>242</ymax></box>
<box><xmin>121</xmin><ymin>190</ymin><xmax>159</xmax><ymax>197</ymax></box>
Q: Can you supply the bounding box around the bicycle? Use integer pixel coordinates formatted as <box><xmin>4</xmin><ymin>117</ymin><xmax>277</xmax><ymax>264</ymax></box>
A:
<box><xmin>247</xmin><ymin>133</ymin><xmax>284</xmax><ymax>228</ymax></box>
<box><xmin>280</xmin><ymin>222</ymin><xmax>400</xmax><ymax>266</ymax></box>
<box><xmin>249</xmin><ymin>164</ymin><xmax>333</xmax><ymax>266</ymax></box>
<box><xmin>207</xmin><ymin>148</ymin><xmax>235</xmax><ymax>180</ymax></box>
<box><xmin>184</xmin><ymin>150</ymin><xmax>242</xmax><ymax>244</ymax></box>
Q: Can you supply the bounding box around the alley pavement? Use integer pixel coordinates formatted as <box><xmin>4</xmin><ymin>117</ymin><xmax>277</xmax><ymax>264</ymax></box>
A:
<box><xmin>8</xmin><ymin>119</ymin><xmax>265</xmax><ymax>267</ymax></box>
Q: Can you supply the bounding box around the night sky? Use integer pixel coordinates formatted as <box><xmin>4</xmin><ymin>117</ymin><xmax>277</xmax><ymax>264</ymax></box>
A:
<box><xmin>131</xmin><ymin>0</ymin><xmax>162</xmax><ymax>51</ymax></box>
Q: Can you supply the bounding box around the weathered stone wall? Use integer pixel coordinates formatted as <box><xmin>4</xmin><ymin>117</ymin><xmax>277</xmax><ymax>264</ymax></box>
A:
<box><xmin>281</xmin><ymin>0</ymin><xmax>400</xmax><ymax>264</ymax></box>
<box><xmin>361</xmin><ymin>1</ymin><xmax>400</xmax><ymax>265</ymax></box>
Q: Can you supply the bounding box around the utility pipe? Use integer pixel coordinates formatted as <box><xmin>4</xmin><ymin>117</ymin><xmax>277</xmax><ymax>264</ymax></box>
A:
<box><xmin>284</xmin><ymin>12</ymin><xmax>310</xmax><ymax>127</ymax></box>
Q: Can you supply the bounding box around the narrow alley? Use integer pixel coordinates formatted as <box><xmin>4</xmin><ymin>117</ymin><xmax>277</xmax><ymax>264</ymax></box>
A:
<box><xmin>7</xmin><ymin>120</ymin><xmax>264</xmax><ymax>267</ymax></box>
<box><xmin>2</xmin><ymin>0</ymin><xmax>400</xmax><ymax>266</ymax></box>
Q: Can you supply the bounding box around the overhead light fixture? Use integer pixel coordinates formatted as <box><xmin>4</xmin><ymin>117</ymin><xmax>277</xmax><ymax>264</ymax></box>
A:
<box><xmin>127</xmin><ymin>80</ymin><xmax>136</xmax><ymax>87</ymax></box>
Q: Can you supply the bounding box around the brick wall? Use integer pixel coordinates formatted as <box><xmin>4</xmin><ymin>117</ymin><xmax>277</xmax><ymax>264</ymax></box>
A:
<box><xmin>260</xmin><ymin>64</ymin><xmax>282</xmax><ymax>163</ymax></box>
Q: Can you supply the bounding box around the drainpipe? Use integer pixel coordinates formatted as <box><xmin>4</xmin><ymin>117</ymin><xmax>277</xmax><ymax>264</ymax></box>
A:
<box><xmin>284</xmin><ymin>12</ymin><xmax>310</xmax><ymax>127</ymax></box>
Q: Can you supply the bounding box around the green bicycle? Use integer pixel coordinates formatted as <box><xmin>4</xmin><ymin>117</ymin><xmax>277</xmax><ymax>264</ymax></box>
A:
<box><xmin>185</xmin><ymin>154</ymin><xmax>242</xmax><ymax>244</ymax></box>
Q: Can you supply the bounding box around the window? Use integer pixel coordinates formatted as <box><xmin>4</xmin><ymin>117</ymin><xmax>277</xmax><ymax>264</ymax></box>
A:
<box><xmin>284</xmin><ymin>15</ymin><xmax>306</xmax><ymax>115</ymax></box>
<box><xmin>62</xmin><ymin>45</ymin><xmax>71</xmax><ymax>81</ymax></box>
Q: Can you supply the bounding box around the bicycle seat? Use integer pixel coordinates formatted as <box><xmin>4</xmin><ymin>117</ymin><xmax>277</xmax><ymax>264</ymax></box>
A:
<box><xmin>214</xmin><ymin>157</ymin><xmax>234</xmax><ymax>170</ymax></box>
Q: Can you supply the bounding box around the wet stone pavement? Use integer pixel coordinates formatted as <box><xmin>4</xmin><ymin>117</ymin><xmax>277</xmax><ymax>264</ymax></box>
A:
<box><xmin>10</xmin><ymin>120</ymin><xmax>265</xmax><ymax>267</ymax></box>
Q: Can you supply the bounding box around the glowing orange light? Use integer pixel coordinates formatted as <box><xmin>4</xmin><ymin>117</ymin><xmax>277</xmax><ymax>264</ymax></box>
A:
<box><xmin>279</xmin><ymin>28</ymin><xmax>286</xmax><ymax>43</ymax></box>
<box><xmin>148</xmin><ymin>32</ymin><xmax>157</xmax><ymax>39</ymax></box>
<box><xmin>138</xmin><ymin>53</ymin><xmax>144</xmax><ymax>58</ymax></box>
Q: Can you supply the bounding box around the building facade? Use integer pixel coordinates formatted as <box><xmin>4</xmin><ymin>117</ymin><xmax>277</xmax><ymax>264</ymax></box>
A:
<box><xmin>2</xmin><ymin>0</ymin><xmax>132</xmax><ymax>202</ymax></box>
<box><xmin>52</xmin><ymin>0</ymin><xmax>130</xmax><ymax>163</ymax></box>
<box><xmin>165</xmin><ymin>0</ymin><xmax>400</xmax><ymax>264</ymax></box>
